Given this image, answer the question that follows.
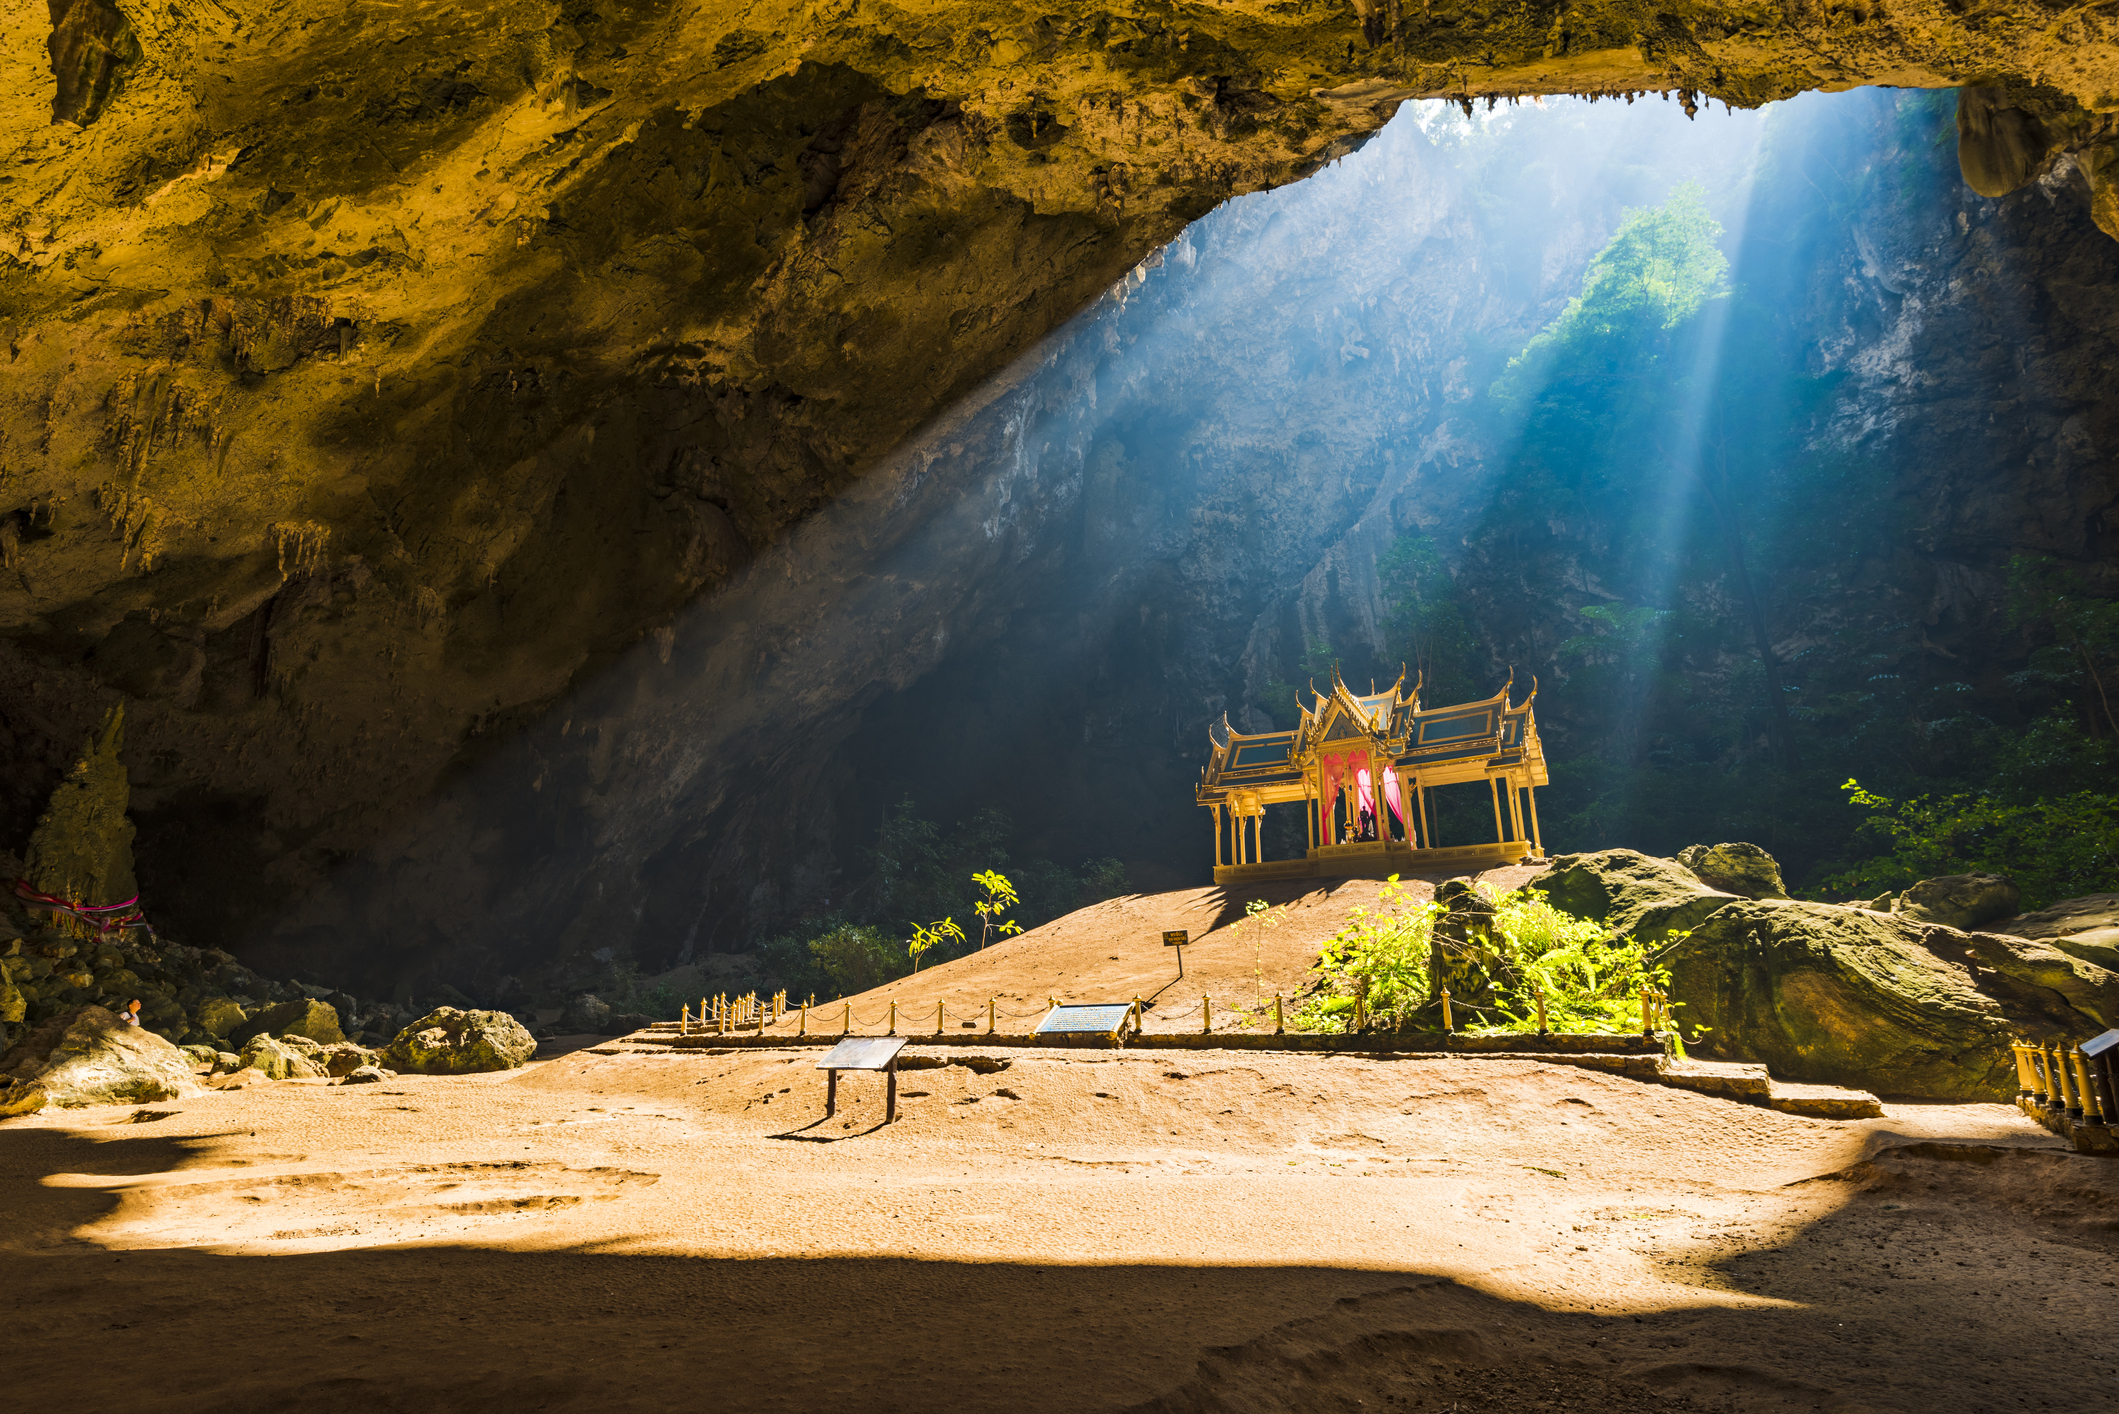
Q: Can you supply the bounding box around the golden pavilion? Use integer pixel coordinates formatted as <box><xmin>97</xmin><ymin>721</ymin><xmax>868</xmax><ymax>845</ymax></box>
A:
<box><xmin>1196</xmin><ymin>669</ymin><xmax>1549</xmax><ymax>884</ymax></box>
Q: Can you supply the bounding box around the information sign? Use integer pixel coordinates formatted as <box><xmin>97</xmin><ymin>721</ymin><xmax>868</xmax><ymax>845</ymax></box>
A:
<box><xmin>1035</xmin><ymin>1003</ymin><xmax>1135</xmax><ymax>1036</ymax></box>
<box><xmin>814</xmin><ymin>1036</ymin><xmax>909</xmax><ymax>1071</ymax></box>
<box><xmin>1163</xmin><ymin>930</ymin><xmax>1189</xmax><ymax>947</ymax></box>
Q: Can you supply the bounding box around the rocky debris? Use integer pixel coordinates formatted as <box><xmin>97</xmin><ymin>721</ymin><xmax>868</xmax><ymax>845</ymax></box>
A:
<box><xmin>382</xmin><ymin>1008</ymin><xmax>537</xmax><ymax>1075</ymax></box>
<box><xmin>230</xmin><ymin>997</ymin><xmax>346</xmax><ymax>1048</ymax></box>
<box><xmin>1894</xmin><ymin>873</ymin><xmax>2022</xmax><ymax>931</ymax></box>
<box><xmin>340</xmin><ymin>1065</ymin><xmax>396</xmax><ymax>1085</ymax></box>
<box><xmin>561</xmin><ymin>993</ymin><xmax>613</xmax><ymax>1034</ymax></box>
<box><xmin>1990</xmin><ymin>893</ymin><xmax>2119</xmax><ymax>970</ymax></box>
<box><xmin>1675</xmin><ymin>843</ymin><xmax>1788</xmax><ymax>900</ymax></box>
<box><xmin>193</xmin><ymin>997</ymin><xmax>246</xmax><ymax>1040</ymax></box>
<box><xmin>178</xmin><ymin>1044</ymin><xmax>220</xmax><ymax>1072</ymax></box>
<box><xmin>0</xmin><ymin>1005</ymin><xmax>202</xmax><ymax>1115</ymax></box>
<box><xmin>1666</xmin><ymin>900</ymin><xmax>2117</xmax><ymax>1101</ymax></box>
<box><xmin>1527</xmin><ymin>849</ymin><xmax>1740</xmax><ymax>943</ymax></box>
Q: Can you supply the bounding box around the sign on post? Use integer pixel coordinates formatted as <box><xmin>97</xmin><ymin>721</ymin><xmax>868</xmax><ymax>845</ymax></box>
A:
<box><xmin>1035</xmin><ymin>1003</ymin><xmax>1137</xmax><ymax>1039</ymax></box>
<box><xmin>1164</xmin><ymin>928</ymin><xmax>1189</xmax><ymax>977</ymax></box>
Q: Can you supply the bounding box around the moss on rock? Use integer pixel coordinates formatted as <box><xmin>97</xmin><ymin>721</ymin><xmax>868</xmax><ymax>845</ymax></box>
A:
<box><xmin>1527</xmin><ymin>849</ymin><xmax>1739</xmax><ymax>943</ymax></box>
<box><xmin>382</xmin><ymin>1007</ymin><xmax>536</xmax><ymax>1075</ymax></box>
<box><xmin>1666</xmin><ymin>900</ymin><xmax>2116</xmax><ymax>1100</ymax></box>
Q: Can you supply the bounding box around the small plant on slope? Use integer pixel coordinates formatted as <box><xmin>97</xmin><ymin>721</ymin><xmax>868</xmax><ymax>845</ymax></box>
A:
<box><xmin>972</xmin><ymin>870</ymin><xmax>1023</xmax><ymax>949</ymax></box>
<box><xmin>906</xmin><ymin>917</ymin><xmax>965</xmax><ymax>974</ymax></box>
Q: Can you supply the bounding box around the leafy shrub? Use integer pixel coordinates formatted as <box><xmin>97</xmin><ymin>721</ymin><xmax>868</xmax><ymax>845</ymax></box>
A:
<box><xmin>808</xmin><ymin>923</ymin><xmax>904</xmax><ymax>998</ymax></box>
<box><xmin>1822</xmin><ymin>780</ymin><xmax>2119</xmax><ymax>909</ymax></box>
<box><xmin>1298</xmin><ymin>879</ymin><xmax>1676</xmax><ymax>1037</ymax></box>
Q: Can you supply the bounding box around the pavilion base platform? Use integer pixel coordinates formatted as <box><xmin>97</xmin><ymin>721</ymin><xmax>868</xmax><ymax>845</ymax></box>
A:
<box><xmin>2015</xmin><ymin>1095</ymin><xmax>2119</xmax><ymax>1153</ymax></box>
<box><xmin>1212</xmin><ymin>838</ymin><xmax>1535</xmax><ymax>886</ymax></box>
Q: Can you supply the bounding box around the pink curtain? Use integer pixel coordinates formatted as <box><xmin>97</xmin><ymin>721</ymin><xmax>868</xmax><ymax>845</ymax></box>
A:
<box><xmin>1383</xmin><ymin>767</ymin><xmax>1405</xmax><ymax>839</ymax></box>
<box><xmin>1354</xmin><ymin>766</ymin><xmax>1376</xmax><ymax>828</ymax></box>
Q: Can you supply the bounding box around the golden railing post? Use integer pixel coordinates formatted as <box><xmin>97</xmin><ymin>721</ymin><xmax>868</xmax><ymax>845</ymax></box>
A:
<box><xmin>799</xmin><ymin>1003</ymin><xmax>807</xmax><ymax>1037</ymax></box>
<box><xmin>1441</xmin><ymin>988</ymin><xmax>1454</xmax><ymax>1033</ymax></box>
<box><xmin>988</xmin><ymin>996</ymin><xmax>996</xmax><ymax>1034</ymax></box>
<box><xmin>935</xmin><ymin>1000</ymin><xmax>944</xmax><ymax>1035</ymax></box>
<box><xmin>888</xmin><ymin>1000</ymin><xmax>897</xmax><ymax>1036</ymax></box>
<box><xmin>842</xmin><ymin>1002</ymin><xmax>851</xmax><ymax>1035</ymax></box>
<box><xmin>2072</xmin><ymin>1045</ymin><xmax>2103</xmax><ymax>1123</ymax></box>
<box><xmin>1203</xmin><ymin>995</ymin><xmax>1212</xmax><ymax>1034</ymax></box>
<box><xmin>1273</xmin><ymin>994</ymin><xmax>1284</xmax><ymax>1035</ymax></box>
<box><xmin>1534</xmin><ymin>986</ymin><xmax>1548</xmax><ymax>1036</ymax></box>
<box><xmin>680</xmin><ymin>1003</ymin><xmax>690</xmax><ymax>1037</ymax></box>
<box><xmin>2053</xmin><ymin>1042</ymin><xmax>2078</xmax><ymax>1116</ymax></box>
<box><xmin>1640</xmin><ymin>986</ymin><xmax>1653</xmax><ymax>1037</ymax></box>
<box><xmin>2010</xmin><ymin>1039</ymin><xmax>2033</xmax><ymax>1096</ymax></box>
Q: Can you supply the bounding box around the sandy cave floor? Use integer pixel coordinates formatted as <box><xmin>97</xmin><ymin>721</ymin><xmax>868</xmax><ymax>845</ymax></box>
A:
<box><xmin>2</xmin><ymin>1041</ymin><xmax>2115</xmax><ymax>1414</ymax></box>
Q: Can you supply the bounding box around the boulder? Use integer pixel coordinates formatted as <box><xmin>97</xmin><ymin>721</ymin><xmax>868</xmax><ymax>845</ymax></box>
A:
<box><xmin>340</xmin><ymin>1064</ymin><xmax>395</xmax><ymax>1085</ymax></box>
<box><xmin>381</xmin><ymin>1008</ymin><xmax>536</xmax><ymax>1075</ymax></box>
<box><xmin>178</xmin><ymin>1043</ymin><xmax>220</xmax><ymax>1072</ymax></box>
<box><xmin>1675</xmin><ymin>843</ymin><xmax>1789</xmax><ymax>900</ymax></box>
<box><xmin>0</xmin><ymin>1005</ymin><xmax>203</xmax><ymax>1115</ymax></box>
<box><xmin>194</xmin><ymin>996</ymin><xmax>246</xmax><ymax>1039</ymax></box>
<box><xmin>1897</xmin><ymin>873</ymin><xmax>2021</xmax><ymax>931</ymax></box>
<box><xmin>561</xmin><ymin>993</ymin><xmax>612</xmax><ymax>1033</ymax></box>
<box><xmin>236</xmin><ymin>1033</ymin><xmax>326</xmax><ymax>1081</ymax></box>
<box><xmin>315</xmin><ymin>1042</ymin><xmax>379</xmax><ymax>1078</ymax></box>
<box><xmin>1666</xmin><ymin>900</ymin><xmax>2115</xmax><ymax>1100</ymax></box>
<box><xmin>229</xmin><ymin>997</ymin><xmax>346</xmax><ymax>1047</ymax></box>
<box><xmin>1526</xmin><ymin>849</ymin><xmax>1740</xmax><ymax>943</ymax></box>
<box><xmin>1988</xmin><ymin>893</ymin><xmax>2119</xmax><ymax>971</ymax></box>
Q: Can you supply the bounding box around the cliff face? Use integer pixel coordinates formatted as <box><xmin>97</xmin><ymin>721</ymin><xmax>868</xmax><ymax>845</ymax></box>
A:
<box><xmin>3</xmin><ymin>3</ymin><xmax>2118</xmax><ymax>987</ymax></box>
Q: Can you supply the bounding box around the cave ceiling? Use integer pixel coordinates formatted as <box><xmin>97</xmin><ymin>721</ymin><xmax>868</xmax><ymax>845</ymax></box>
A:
<box><xmin>1</xmin><ymin>0</ymin><xmax>2115</xmax><ymax>947</ymax></box>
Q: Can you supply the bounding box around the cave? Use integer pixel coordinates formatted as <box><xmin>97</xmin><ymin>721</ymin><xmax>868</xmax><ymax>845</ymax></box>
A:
<box><xmin>3</xmin><ymin>7</ymin><xmax>2117</xmax><ymax>1410</ymax></box>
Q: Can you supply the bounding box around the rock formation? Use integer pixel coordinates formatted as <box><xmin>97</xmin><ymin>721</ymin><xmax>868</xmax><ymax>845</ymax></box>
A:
<box><xmin>380</xmin><ymin>1006</ymin><xmax>536</xmax><ymax>1074</ymax></box>
<box><xmin>0</xmin><ymin>1002</ymin><xmax>201</xmax><ymax>1114</ymax></box>
<box><xmin>1676</xmin><ymin>843</ymin><xmax>1788</xmax><ymax>901</ymax></box>
<box><xmin>1666</xmin><ymin>901</ymin><xmax>2117</xmax><ymax>1100</ymax></box>
<box><xmin>20</xmin><ymin>706</ymin><xmax>136</xmax><ymax>909</ymax></box>
<box><xmin>1527</xmin><ymin>849</ymin><xmax>1738</xmax><ymax>944</ymax></box>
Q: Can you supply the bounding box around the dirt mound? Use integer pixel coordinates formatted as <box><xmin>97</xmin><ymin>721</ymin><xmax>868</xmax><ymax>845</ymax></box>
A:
<box><xmin>793</xmin><ymin>865</ymin><xmax>1543</xmax><ymax>1036</ymax></box>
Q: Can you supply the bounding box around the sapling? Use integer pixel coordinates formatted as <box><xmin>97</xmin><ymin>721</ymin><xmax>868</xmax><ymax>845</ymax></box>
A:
<box><xmin>906</xmin><ymin>917</ymin><xmax>964</xmax><ymax>973</ymax></box>
<box><xmin>971</xmin><ymin>870</ymin><xmax>1023</xmax><ymax>949</ymax></box>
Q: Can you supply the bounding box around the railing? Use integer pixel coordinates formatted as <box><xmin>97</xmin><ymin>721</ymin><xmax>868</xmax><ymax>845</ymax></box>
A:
<box><xmin>2011</xmin><ymin>1035</ymin><xmax>2113</xmax><ymax>1126</ymax></box>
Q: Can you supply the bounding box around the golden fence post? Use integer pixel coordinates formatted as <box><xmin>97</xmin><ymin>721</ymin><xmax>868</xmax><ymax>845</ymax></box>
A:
<box><xmin>935</xmin><ymin>1000</ymin><xmax>944</xmax><ymax>1035</ymax></box>
<box><xmin>1133</xmin><ymin>995</ymin><xmax>1144</xmax><ymax>1037</ymax></box>
<box><xmin>2073</xmin><ymin>1045</ymin><xmax>2102</xmax><ymax>1122</ymax></box>
<box><xmin>1640</xmin><ymin>986</ymin><xmax>1652</xmax><ymax>1037</ymax></box>
<box><xmin>842</xmin><ymin>1002</ymin><xmax>851</xmax><ymax>1035</ymax></box>
<box><xmin>2053</xmin><ymin>1042</ymin><xmax>2078</xmax><ymax>1114</ymax></box>
<box><xmin>888</xmin><ymin>1000</ymin><xmax>897</xmax><ymax>1036</ymax></box>
<box><xmin>1354</xmin><ymin>979</ymin><xmax>1367</xmax><ymax>1033</ymax></box>
<box><xmin>799</xmin><ymin>1003</ymin><xmax>807</xmax><ymax>1037</ymax></box>
<box><xmin>1273</xmin><ymin>994</ymin><xmax>1284</xmax><ymax>1035</ymax></box>
<box><xmin>1203</xmin><ymin>995</ymin><xmax>1212</xmax><ymax>1034</ymax></box>
<box><xmin>2010</xmin><ymin>1040</ymin><xmax>2032</xmax><ymax>1096</ymax></box>
<box><xmin>1534</xmin><ymin>986</ymin><xmax>1548</xmax><ymax>1035</ymax></box>
<box><xmin>680</xmin><ymin>1003</ymin><xmax>690</xmax><ymax>1037</ymax></box>
<box><xmin>988</xmin><ymin>996</ymin><xmax>996</xmax><ymax>1035</ymax></box>
<box><xmin>1441</xmin><ymin>988</ymin><xmax>1453</xmax><ymax>1033</ymax></box>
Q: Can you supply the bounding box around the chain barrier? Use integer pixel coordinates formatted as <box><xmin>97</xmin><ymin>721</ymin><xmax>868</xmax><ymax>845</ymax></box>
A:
<box><xmin>669</xmin><ymin>991</ymin><xmax>1315</xmax><ymax>1039</ymax></box>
